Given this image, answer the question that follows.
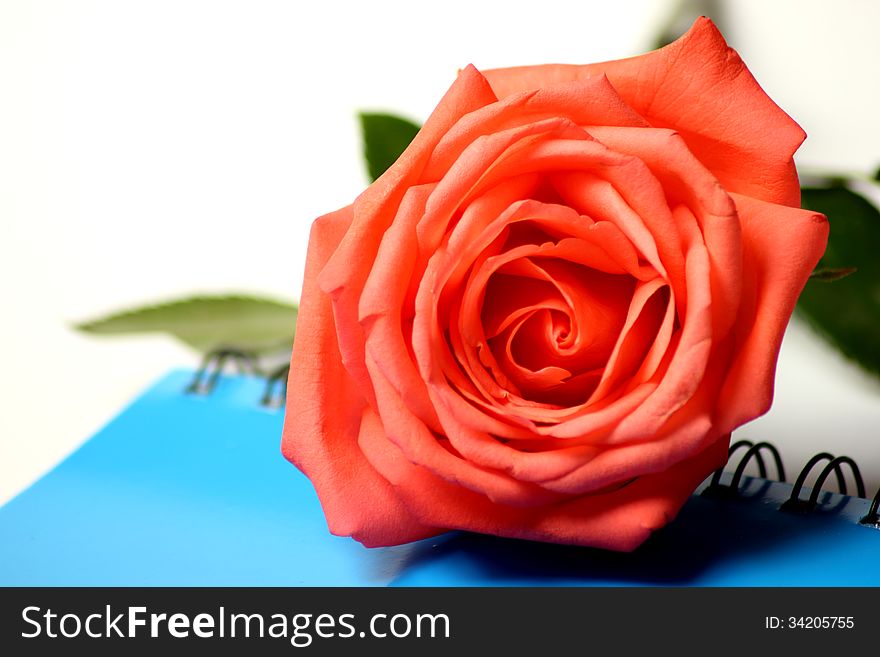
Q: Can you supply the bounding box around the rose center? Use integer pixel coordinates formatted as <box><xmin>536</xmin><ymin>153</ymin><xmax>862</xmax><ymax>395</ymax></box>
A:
<box><xmin>481</xmin><ymin>258</ymin><xmax>635</xmax><ymax>405</ymax></box>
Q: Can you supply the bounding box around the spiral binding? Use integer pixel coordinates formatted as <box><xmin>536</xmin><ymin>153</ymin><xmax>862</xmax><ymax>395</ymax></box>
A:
<box><xmin>863</xmin><ymin>491</ymin><xmax>880</xmax><ymax>528</ymax></box>
<box><xmin>780</xmin><ymin>453</ymin><xmax>865</xmax><ymax>513</ymax></box>
<box><xmin>260</xmin><ymin>363</ymin><xmax>291</xmax><ymax>409</ymax></box>
<box><xmin>704</xmin><ymin>440</ymin><xmax>786</xmax><ymax>497</ymax></box>
<box><xmin>704</xmin><ymin>438</ymin><xmax>878</xmax><ymax>528</ymax></box>
<box><xmin>185</xmin><ymin>347</ymin><xmax>289</xmax><ymax>408</ymax></box>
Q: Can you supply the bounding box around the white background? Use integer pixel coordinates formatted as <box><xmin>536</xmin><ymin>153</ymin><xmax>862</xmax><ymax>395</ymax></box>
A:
<box><xmin>1</xmin><ymin>0</ymin><xmax>879</xmax><ymax>504</ymax></box>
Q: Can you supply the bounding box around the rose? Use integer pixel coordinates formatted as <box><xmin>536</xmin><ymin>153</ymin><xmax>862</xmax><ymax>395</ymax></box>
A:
<box><xmin>281</xmin><ymin>18</ymin><xmax>828</xmax><ymax>551</ymax></box>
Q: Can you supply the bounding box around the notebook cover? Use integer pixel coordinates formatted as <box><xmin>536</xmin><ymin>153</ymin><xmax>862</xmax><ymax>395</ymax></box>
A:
<box><xmin>0</xmin><ymin>370</ymin><xmax>425</xmax><ymax>586</ymax></box>
<box><xmin>1</xmin><ymin>369</ymin><xmax>877</xmax><ymax>586</ymax></box>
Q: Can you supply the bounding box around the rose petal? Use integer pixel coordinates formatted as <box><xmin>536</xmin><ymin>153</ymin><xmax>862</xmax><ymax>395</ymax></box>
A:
<box><xmin>282</xmin><ymin>208</ymin><xmax>437</xmax><ymax>547</ymax></box>
<box><xmin>361</xmin><ymin>402</ymin><xmax>728</xmax><ymax>549</ymax></box>
<box><xmin>423</xmin><ymin>74</ymin><xmax>649</xmax><ymax>180</ymax></box>
<box><xmin>716</xmin><ymin>193</ymin><xmax>828</xmax><ymax>433</ymax></box>
<box><xmin>359</xmin><ymin>183</ymin><xmax>443</xmax><ymax>434</ymax></box>
<box><xmin>538</xmin><ymin>404</ymin><xmax>715</xmax><ymax>493</ymax></box>
<box><xmin>478</xmin><ymin>254</ymin><xmax>633</xmax><ymax>366</ymax></box>
<box><xmin>586</xmin><ymin>126</ymin><xmax>742</xmax><ymax>341</ymax></box>
<box><xmin>319</xmin><ymin>65</ymin><xmax>498</xmax><ymax>408</ymax></box>
<box><xmin>604</xmin><ymin>215</ymin><xmax>714</xmax><ymax>443</ymax></box>
<box><xmin>586</xmin><ymin>277</ymin><xmax>670</xmax><ymax>404</ymax></box>
<box><xmin>482</xmin><ymin>17</ymin><xmax>805</xmax><ymax>207</ymax></box>
<box><xmin>363</xmin><ymin>355</ymin><xmax>565</xmax><ymax>507</ymax></box>
<box><xmin>414</xmin><ymin>197</ymin><xmax>671</xmax><ymax>437</ymax></box>
<box><xmin>553</xmin><ymin>172</ymin><xmax>670</xmax><ymax>288</ymax></box>
<box><xmin>472</xmin><ymin>138</ymin><xmax>687</xmax><ymax>313</ymax></box>
<box><xmin>415</xmin><ymin>118</ymin><xmax>590</xmax><ymax>261</ymax></box>
<box><xmin>447</xmin><ymin>210</ymin><xmax>636</xmax><ymax>411</ymax></box>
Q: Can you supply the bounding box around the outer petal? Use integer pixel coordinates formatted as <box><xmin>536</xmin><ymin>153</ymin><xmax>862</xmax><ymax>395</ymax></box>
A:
<box><xmin>281</xmin><ymin>207</ymin><xmax>438</xmax><ymax>547</ymax></box>
<box><xmin>422</xmin><ymin>74</ymin><xmax>649</xmax><ymax>180</ymax></box>
<box><xmin>716</xmin><ymin>194</ymin><xmax>828</xmax><ymax>433</ymax></box>
<box><xmin>361</xmin><ymin>412</ymin><xmax>729</xmax><ymax>550</ymax></box>
<box><xmin>318</xmin><ymin>65</ymin><xmax>498</xmax><ymax>408</ymax></box>
<box><xmin>483</xmin><ymin>17</ymin><xmax>805</xmax><ymax>207</ymax></box>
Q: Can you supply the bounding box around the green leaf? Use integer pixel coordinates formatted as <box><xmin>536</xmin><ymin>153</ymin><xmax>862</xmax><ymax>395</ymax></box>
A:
<box><xmin>359</xmin><ymin>112</ymin><xmax>421</xmax><ymax>182</ymax></box>
<box><xmin>796</xmin><ymin>186</ymin><xmax>880</xmax><ymax>378</ymax></box>
<box><xmin>75</xmin><ymin>295</ymin><xmax>297</xmax><ymax>355</ymax></box>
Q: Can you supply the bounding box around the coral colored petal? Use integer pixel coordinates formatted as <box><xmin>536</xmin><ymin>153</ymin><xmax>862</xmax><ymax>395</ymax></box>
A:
<box><xmin>415</xmin><ymin>118</ymin><xmax>589</xmax><ymax>260</ymax></box>
<box><xmin>439</xmin><ymin>413</ymin><xmax>604</xmax><ymax>484</ymax></box>
<box><xmin>282</xmin><ymin>208</ymin><xmax>437</xmax><ymax>547</ymax></box>
<box><xmin>608</xmin><ymin>223</ymin><xmax>714</xmax><ymax>443</ymax></box>
<box><xmin>587</xmin><ymin>126</ymin><xmax>742</xmax><ymax>341</ymax></box>
<box><xmin>318</xmin><ymin>65</ymin><xmax>498</xmax><ymax>408</ymax></box>
<box><xmin>423</xmin><ymin>74</ymin><xmax>648</xmax><ymax>180</ymax></box>
<box><xmin>438</xmin><ymin>176</ymin><xmax>545</xmax><ymax>304</ymax></box>
<box><xmin>716</xmin><ymin>194</ymin><xmax>828</xmax><ymax>433</ymax></box>
<box><xmin>433</xmin><ymin>136</ymin><xmax>686</xmax><ymax>319</ymax></box>
<box><xmin>536</xmin><ymin>350</ymin><xmax>730</xmax><ymax>492</ymax></box>
<box><xmin>364</xmin><ymin>357</ymin><xmax>565</xmax><ymax>508</ymax></box>
<box><xmin>362</xmin><ymin>403</ymin><xmax>728</xmax><ymax>550</ymax></box>
<box><xmin>540</xmin><ymin>411</ymin><xmax>714</xmax><ymax>493</ymax></box>
<box><xmin>359</xmin><ymin>183</ymin><xmax>443</xmax><ymax>434</ymax></box>
<box><xmin>540</xmin><ymin>381</ymin><xmax>660</xmax><ymax>438</ymax></box>
<box><xmin>512</xmin><ymin>142</ymin><xmax>687</xmax><ymax>311</ymax></box>
<box><xmin>483</xmin><ymin>18</ymin><xmax>805</xmax><ymax>206</ymax></box>
<box><xmin>587</xmin><ymin>278</ymin><xmax>670</xmax><ymax>404</ymax></box>
<box><xmin>529</xmin><ymin>436</ymin><xmax>729</xmax><ymax>550</ymax></box>
<box><xmin>553</xmin><ymin>172</ymin><xmax>669</xmax><ymax>284</ymax></box>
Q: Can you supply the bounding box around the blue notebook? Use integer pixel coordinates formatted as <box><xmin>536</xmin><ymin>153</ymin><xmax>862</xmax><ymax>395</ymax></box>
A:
<box><xmin>1</xmin><ymin>369</ymin><xmax>877</xmax><ymax>586</ymax></box>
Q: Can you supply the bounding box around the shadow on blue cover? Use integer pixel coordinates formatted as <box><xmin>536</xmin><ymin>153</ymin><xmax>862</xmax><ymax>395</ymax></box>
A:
<box><xmin>390</xmin><ymin>480</ymin><xmax>879</xmax><ymax>586</ymax></box>
<box><xmin>1</xmin><ymin>370</ymin><xmax>877</xmax><ymax>586</ymax></box>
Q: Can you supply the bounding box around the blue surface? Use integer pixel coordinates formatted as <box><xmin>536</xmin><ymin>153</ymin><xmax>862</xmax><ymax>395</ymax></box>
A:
<box><xmin>0</xmin><ymin>370</ymin><xmax>425</xmax><ymax>585</ymax></box>
<box><xmin>1</xmin><ymin>369</ymin><xmax>878</xmax><ymax>586</ymax></box>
